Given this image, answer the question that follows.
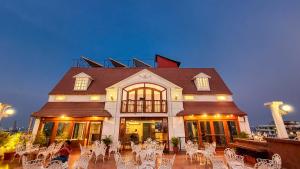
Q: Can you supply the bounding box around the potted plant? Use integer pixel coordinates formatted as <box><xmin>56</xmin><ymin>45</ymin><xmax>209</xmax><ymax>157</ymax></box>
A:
<box><xmin>171</xmin><ymin>137</ymin><xmax>179</xmax><ymax>153</ymax></box>
<box><xmin>102</xmin><ymin>135</ymin><xmax>112</xmax><ymax>146</ymax></box>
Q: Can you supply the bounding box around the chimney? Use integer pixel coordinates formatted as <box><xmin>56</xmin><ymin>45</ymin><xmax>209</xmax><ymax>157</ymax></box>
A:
<box><xmin>155</xmin><ymin>54</ymin><xmax>181</xmax><ymax>68</ymax></box>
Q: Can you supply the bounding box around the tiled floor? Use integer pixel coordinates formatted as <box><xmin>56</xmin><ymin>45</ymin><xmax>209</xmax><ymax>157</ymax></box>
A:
<box><xmin>0</xmin><ymin>150</ymin><xmax>225</xmax><ymax>169</ymax></box>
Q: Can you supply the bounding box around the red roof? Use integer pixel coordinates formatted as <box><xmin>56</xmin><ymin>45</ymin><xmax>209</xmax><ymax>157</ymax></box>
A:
<box><xmin>49</xmin><ymin>67</ymin><xmax>232</xmax><ymax>95</ymax></box>
<box><xmin>176</xmin><ymin>102</ymin><xmax>246</xmax><ymax>116</ymax></box>
<box><xmin>32</xmin><ymin>102</ymin><xmax>111</xmax><ymax>117</ymax></box>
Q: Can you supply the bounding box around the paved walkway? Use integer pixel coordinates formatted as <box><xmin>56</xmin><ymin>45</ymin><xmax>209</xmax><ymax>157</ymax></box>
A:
<box><xmin>0</xmin><ymin>150</ymin><xmax>225</xmax><ymax>169</ymax></box>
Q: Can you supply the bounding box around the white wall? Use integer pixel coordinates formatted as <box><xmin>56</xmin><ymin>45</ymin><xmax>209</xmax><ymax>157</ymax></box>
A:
<box><xmin>32</xmin><ymin>118</ymin><xmax>41</xmax><ymax>140</ymax></box>
<box><xmin>238</xmin><ymin>116</ymin><xmax>251</xmax><ymax>135</ymax></box>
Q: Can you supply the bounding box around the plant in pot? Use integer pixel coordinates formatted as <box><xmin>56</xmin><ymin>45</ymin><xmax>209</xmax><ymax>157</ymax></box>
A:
<box><xmin>102</xmin><ymin>135</ymin><xmax>113</xmax><ymax>146</ymax></box>
<box><xmin>102</xmin><ymin>135</ymin><xmax>113</xmax><ymax>154</ymax></box>
<box><xmin>171</xmin><ymin>137</ymin><xmax>179</xmax><ymax>154</ymax></box>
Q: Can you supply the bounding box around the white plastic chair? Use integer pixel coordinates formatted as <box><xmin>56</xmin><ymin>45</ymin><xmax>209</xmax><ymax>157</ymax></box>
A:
<box><xmin>22</xmin><ymin>156</ymin><xmax>43</xmax><ymax>169</ymax></box>
<box><xmin>93</xmin><ymin>143</ymin><xmax>107</xmax><ymax>163</ymax></box>
<box><xmin>79</xmin><ymin>143</ymin><xmax>91</xmax><ymax>155</ymax></box>
<box><xmin>109</xmin><ymin>141</ymin><xmax>121</xmax><ymax>159</ymax></box>
<box><xmin>44</xmin><ymin>160</ymin><xmax>65</xmax><ymax>169</ymax></box>
<box><xmin>73</xmin><ymin>153</ymin><xmax>93</xmax><ymax>169</ymax></box>
<box><xmin>224</xmin><ymin>148</ymin><xmax>244</xmax><ymax>169</ymax></box>
<box><xmin>37</xmin><ymin>143</ymin><xmax>56</xmax><ymax>161</ymax></box>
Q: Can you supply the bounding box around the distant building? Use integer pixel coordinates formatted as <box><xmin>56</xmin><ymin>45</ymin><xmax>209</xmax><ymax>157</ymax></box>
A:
<box><xmin>255</xmin><ymin>121</ymin><xmax>300</xmax><ymax>139</ymax></box>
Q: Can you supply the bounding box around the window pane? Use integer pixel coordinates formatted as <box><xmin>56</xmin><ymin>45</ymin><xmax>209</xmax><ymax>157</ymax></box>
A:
<box><xmin>56</xmin><ymin>122</ymin><xmax>71</xmax><ymax>140</ymax></box>
<box><xmin>128</xmin><ymin>91</ymin><xmax>135</xmax><ymax>100</ymax></box>
<box><xmin>154</xmin><ymin>91</ymin><xmax>161</xmax><ymax>100</ymax></box>
<box><xmin>137</xmin><ymin>89</ymin><xmax>144</xmax><ymax>100</ymax></box>
<box><xmin>200</xmin><ymin>121</ymin><xmax>212</xmax><ymax>143</ymax></box>
<box><xmin>186</xmin><ymin>121</ymin><xmax>198</xmax><ymax>142</ymax></box>
<box><xmin>227</xmin><ymin>121</ymin><xmax>238</xmax><ymax>142</ymax></box>
<box><xmin>145</xmin><ymin>89</ymin><xmax>152</xmax><ymax>100</ymax></box>
<box><xmin>88</xmin><ymin>122</ymin><xmax>102</xmax><ymax>145</ymax></box>
<box><xmin>72</xmin><ymin>123</ymin><xmax>86</xmax><ymax>140</ymax></box>
<box><xmin>43</xmin><ymin>122</ymin><xmax>54</xmax><ymax>138</ymax></box>
<box><xmin>213</xmin><ymin>121</ymin><xmax>226</xmax><ymax>146</ymax></box>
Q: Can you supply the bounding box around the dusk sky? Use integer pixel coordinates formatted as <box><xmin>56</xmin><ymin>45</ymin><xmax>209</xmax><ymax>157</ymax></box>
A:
<box><xmin>1</xmin><ymin>1</ymin><xmax>300</xmax><ymax>128</ymax></box>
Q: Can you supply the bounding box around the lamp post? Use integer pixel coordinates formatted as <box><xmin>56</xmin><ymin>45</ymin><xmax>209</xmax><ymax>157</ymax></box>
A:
<box><xmin>0</xmin><ymin>103</ymin><xmax>15</xmax><ymax>122</ymax></box>
<box><xmin>264</xmin><ymin>101</ymin><xmax>294</xmax><ymax>139</ymax></box>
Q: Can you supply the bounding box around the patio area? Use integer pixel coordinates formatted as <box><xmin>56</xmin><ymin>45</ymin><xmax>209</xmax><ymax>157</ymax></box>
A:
<box><xmin>0</xmin><ymin>150</ymin><xmax>227</xmax><ymax>169</ymax></box>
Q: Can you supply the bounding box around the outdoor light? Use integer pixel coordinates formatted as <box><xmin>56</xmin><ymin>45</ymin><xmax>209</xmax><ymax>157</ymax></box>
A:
<box><xmin>279</xmin><ymin>104</ymin><xmax>294</xmax><ymax>114</ymax></box>
<box><xmin>0</xmin><ymin>103</ymin><xmax>15</xmax><ymax>121</ymax></box>
<box><xmin>264</xmin><ymin>101</ymin><xmax>294</xmax><ymax>138</ymax></box>
<box><xmin>216</xmin><ymin>95</ymin><xmax>227</xmax><ymax>101</ymax></box>
<box><xmin>4</xmin><ymin>107</ymin><xmax>15</xmax><ymax>115</ymax></box>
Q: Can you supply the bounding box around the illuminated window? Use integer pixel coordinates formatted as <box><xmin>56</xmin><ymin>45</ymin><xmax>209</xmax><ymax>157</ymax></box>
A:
<box><xmin>121</xmin><ymin>83</ymin><xmax>167</xmax><ymax>113</ymax></box>
<box><xmin>56</xmin><ymin>122</ymin><xmax>71</xmax><ymax>140</ymax></box>
<box><xmin>193</xmin><ymin>73</ymin><xmax>211</xmax><ymax>91</ymax></box>
<box><xmin>73</xmin><ymin>72</ymin><xmax>93</xmax><ymax>91</ymax></box>
<box><xmin>72</xmin><ymin>123</ymin><xmax>86</xmax><ymax>140</ymax></box>
<box><xmin>74</xmin><ymin>78</ymin><xmax>88</xmax><ymax>90</ymax></box>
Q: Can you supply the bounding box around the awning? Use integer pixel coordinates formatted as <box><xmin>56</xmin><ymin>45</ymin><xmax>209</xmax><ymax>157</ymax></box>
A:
<box><xmin>176</xmin><ymin>102</ymin><xmax>247</xmax><ymax>116</ymax></box>
<box><xmin>32</xmin><ymin>102</ymin><xmax>111</xmax><ymax>118</ymax></box>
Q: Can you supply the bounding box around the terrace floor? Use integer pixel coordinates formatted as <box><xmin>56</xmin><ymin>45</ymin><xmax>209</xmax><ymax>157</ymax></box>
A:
<box><xmin>0</xmin><ymin>150</ymin><xmax>251</xmax><ymax>169</ymax></box>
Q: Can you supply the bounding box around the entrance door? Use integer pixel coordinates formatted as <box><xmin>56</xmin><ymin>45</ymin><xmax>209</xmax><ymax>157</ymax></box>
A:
<box><xmin>213</xmin><ymin>121</ymin><xmax>226</xmax><ymax>146</ymax></box>
<box><xmin>199</xmin><ymin>121</ymin><xmax>213</xmax><ymax>145</ymax></box>
<box><xmin>143</xmin><ymin>123</ymin><xmax>152</xmax><ymax>141</ymax></box>
<box><xmin>88</xmin><ymin>122</ymin><xmax>102</xmax><ymax>145</ymax></box>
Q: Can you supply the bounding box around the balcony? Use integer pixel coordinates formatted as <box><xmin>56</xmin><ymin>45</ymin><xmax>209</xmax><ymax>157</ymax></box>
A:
<box><xmin>121</xmin><ymin>100</ymin><xmax>167</xmax><ymax>113</ymax></box>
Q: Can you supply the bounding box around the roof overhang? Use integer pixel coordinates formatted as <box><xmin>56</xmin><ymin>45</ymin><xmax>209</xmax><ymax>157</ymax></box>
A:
<box><xmin>176</xmin><ymin>101</ymin><xmax>247</xmax><ymax>116</ymax></box>
<box><xmin>32</xmin><ymin>102</ymin><xmax>111</xmax><ymax>118</ymax></box>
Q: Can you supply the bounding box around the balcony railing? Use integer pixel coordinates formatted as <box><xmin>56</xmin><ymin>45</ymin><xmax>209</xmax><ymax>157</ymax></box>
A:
<box><xmin>121</xmin><ymin>100</ymin><xmax>167</xmax><ymax>113</ymax></box>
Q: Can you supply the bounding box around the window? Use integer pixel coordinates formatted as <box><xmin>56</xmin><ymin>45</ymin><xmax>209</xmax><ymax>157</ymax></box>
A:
<box><xmin>43</xmin><ymin>122</ymin><xmax>54</xmax><ymax>138</ymax></box>
<box><xmin>72</xmin><ymin>123</ymin><xmax>86</xmax><ymax>140</ymax></box>
<box><xmin>186</xmin><ymin>121</ymin><xmax>198</xmax><ymax>141</ymax></box>
<box><xmin>193</xmin><ymin>73</ymin><xmax>211</xmax><ymax>91</ymax></box>
<box><xmin>73</xmin><ymin>72</ymin><xmax>93</xmax><ymax>91</ymax></box>
<box><xmin>74</xmin><ymin>77</ymin><xmax>89</xmax><ymax>90</ymax></box>
<box><xmin>56</xmin><ymin>122</ymin><xmax>71</xmax><ymax>140</ymax></box>
<box><xmin>121</xmin><ymin>83</ymin><xmax>167</xmax><ymax>113</ymax></box>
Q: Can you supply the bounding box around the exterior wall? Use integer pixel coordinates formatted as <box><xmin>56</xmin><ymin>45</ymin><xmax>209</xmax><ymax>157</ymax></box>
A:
<box><xmin>182</xmin><ymin>94</ymin><xmax>233</xmax><ymax>102</ymax></box>
<box><xmin>238</xmin><ymin>116</ymin><xmax>251</xmax><ymax>135</ymax></box>
<box><xmin>40</xmin><ymin>69</ymin><xmax>247</xmax><ymax>150</ymax></box>
<box><xmin>31</xmin><ymin>118</ymin><xmax>41</xmax><ymax>140</ymax></box>
<box><xmin>103</xmin><ymin>69</ymin><xmax>185</xmax><ymax>144</ymax></box>
<box><xmin>48</xmin><ymin>95</ymin><xmax>106</xmax><ymax>102</ymax></box>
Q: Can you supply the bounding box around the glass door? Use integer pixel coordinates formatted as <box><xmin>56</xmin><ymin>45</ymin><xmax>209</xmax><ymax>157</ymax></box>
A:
<box><xmin>227</xmin><ymin>121</ymin><xmax>238</xmax><ymax>142</ymax></box>
<box><xmin>185</xmin><ymin>121</ymin><xmax>199</xmax><ymax>143</ymax></box>
<box><xmin>213</xmin><ymin>121</ymin><xmax>226</xmax><ymax>146</ymax></box>
<box><xmin>199</xmin><ymin>121</ymin><xmax>213</xmax><ymax>145</ymax></box>
<box><xmin>88</xmin><ymin>122</ymin><xmax>102</xmax><ymax>145</ymax></box>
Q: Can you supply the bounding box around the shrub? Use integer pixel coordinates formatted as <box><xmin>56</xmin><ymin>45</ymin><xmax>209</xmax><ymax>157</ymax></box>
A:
<box><xmin>171</xmin><ymin>137</ymin><xmax>179</xmax><ymax>147</ymax></box>
<box><xmin>34</xmin><ymin>132</ymin><xmax>48</xmax><ymax>146</ymax></box>
<box><xmin>235</xmin><ymin>132</ymin><xmax>249</xmax><ymax>139</ymax></box>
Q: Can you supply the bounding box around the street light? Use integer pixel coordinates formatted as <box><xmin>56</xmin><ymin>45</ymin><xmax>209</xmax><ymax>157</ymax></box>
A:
<box><xmin>264</xmin><ymin>101</ymin><xmax>294</xmax><ymax>139</ymax></box>
<box><xmin>0</xmin><ymin>103</ymin><xmax>16</xmax><ymax>121</ymax></box>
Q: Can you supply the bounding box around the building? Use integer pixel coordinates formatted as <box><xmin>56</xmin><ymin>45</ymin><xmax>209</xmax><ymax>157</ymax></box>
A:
<box><xmin>31</xmin><ymin>55</ymin><xmax>251</xmax><ymax>149</ymax></box>
<box><xmin>255</xmin><ymin>121</ymin><xmax>300</xmax><ymax>139</ymax></box>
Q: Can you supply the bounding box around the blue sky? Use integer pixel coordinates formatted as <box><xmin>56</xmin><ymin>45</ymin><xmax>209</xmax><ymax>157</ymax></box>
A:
<box><xmin>0</xmin><ymin>1</ymin><xmax>300</xmax><ymax>128</ymax></box>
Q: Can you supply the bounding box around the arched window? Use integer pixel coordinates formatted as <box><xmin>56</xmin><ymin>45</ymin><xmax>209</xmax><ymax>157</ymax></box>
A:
<box><xmin>121</xmin><ymin>83</ymin><xmax>167</xmax><ymax>113</ymax></box>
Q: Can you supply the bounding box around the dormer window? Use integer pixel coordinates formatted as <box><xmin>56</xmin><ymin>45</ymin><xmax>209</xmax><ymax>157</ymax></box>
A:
<box><xmin>73</xmin><ymin>72</ymin><xmax>93</xmax><ymax>91</ymax></box>
<box><xmin>193</xmin><ymin>73</ymin><xmax>211</xmax><ymax>91</ymax></box>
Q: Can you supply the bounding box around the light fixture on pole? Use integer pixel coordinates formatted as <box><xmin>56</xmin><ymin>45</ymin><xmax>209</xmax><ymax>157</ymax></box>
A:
<box><xmin>0</xmin><ymin>103</ymin><xmax>16</xmax><ymax>121</ymax></box>
<box><xmin>264</xmin><ymin>101</ymin><xmax>294</xmax><ymax>139</ymax></box>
